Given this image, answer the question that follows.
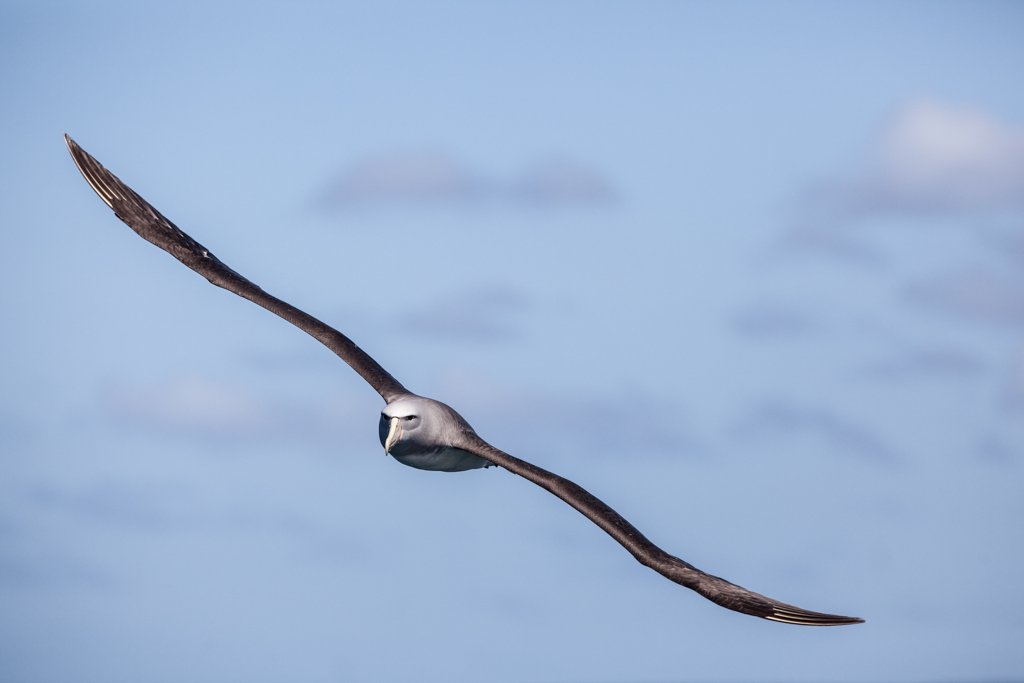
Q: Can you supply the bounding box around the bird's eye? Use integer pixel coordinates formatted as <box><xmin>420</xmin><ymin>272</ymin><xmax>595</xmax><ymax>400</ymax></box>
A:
<box><xmin>405</xmin><ymin>415</ymin><xmax>416</xmax><ymax>421</ymax></box>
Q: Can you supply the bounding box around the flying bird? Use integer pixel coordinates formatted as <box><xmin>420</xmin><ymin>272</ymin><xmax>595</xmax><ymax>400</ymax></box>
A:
<box><xmin>65</xmin><ymin>134</ymin><xmax>863</xmax><ymax>626</ymax></box>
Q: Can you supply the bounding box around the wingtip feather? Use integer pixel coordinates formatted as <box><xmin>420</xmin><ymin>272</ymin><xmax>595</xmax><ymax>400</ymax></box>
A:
<box><xmin>765</xmin><ymin>606</ymin><xmax>865</xmax><ymax>626</ymax></box>
<box><xmin>64</xmin><ymin>135</ymin><xmax>121</xmax><ymax>208</ymax></box>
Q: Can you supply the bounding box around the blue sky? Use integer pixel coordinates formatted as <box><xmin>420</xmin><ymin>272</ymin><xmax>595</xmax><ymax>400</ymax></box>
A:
<box><xmin>2</xmin><ymin>2</ymin><xmax>1023</xmax><ymax>682</ymax></box>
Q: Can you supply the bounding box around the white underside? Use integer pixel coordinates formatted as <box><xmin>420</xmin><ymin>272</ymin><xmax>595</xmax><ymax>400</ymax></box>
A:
<box><xmin>392</xmin><ymin>447</ymin><xmax>492</xmax><ymax>472</ymax></box>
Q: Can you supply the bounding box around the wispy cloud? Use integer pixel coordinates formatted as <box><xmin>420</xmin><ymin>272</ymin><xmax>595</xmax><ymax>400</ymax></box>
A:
<box><xmin>778</xmin><ymin>224</ymin><xmax>887</xmax><ymax>265</ymax></box>
<box><xmin>864</xmin><ymin>346</ymin><xmax>985</xmax><ymax>379</ymax></box>
<box><xmin>318</xmin><ymin>152</ymin><xmax>617</xmax><ymax>208</ymax></box>
<box><xmin>732</xmin><ymin>400</ymin><xmax>898</xmax><ymax>464</ymax></box>
<box><xmin>731</xmin><ymin>303</ymin><xmax>821</xmax><ymax>339</ymax></box>
<box><xmin>107</xmin><ymin>376</ymin><xmax>268</xmax><ymax>437</ymax></box>
<box><xmin>436</xmin><ymin>374</ymin><xmax>701</xmax><ymax>462</ymax></box>
<box><xmin>25</xmin><ymin>482</ymin><xmax>367</xmax><ymax>567</ymax></box>
<box><xmin>0</xmin><ymin>514</ymin><xmax>114</xmax><ymax>589</ymax></box>
<box><xmin>905</xmin><ymin>270</ymin><xmax>1024</xmax><ymax>325</ymax></box>
<box><xmin>785</xmin><ymin>99</ymin><xmax>1024</xmax><ymax>260</ymax></box>
<box><xmin>977</xmin><ymin>434</ymin><xmax>1019</xmax><ymax>465</ymax></box>
<box><xmin>0</xmin><ymin>548</ymin><xmax>113</xmax><ymax>589</ymax></box>
<box><xmin>104</xmin><ymin>376</ymin><xmax>362</xmax><ymax>446</ymax></box>
<box><xmin>399</xmin><ymin>286</ymin><xmax>530</xmax><ymax>342</ymax></box>
<box><xmin>30</xmin><ymin>481</ymin><xmax>193</xmax><ymax>533</ymax></box>
<box><xmin>319</xmin><ymin>151</ymin><xmax>490</xmax><ymax>207</ymax></box>
<box><xmin>512</xmin><ymin>159</ymin><xmax>617</xmax><ymax>205</ymax></box>
<box><xmin>982</xmin><ymin>226</ymin><xmax>1024</xmax><ymax>271</ymax></box>
<box><xmin>862</xmin><ymin>99</ymin><xmax>1024</xmax><ymax>212</ymax></box>
<box><xmin>1001</xmin><ymin>347</ymin><xmax>1024</xmax><ymax>412</ymax></box>
<box><xmin>100</xmin><ymin>366</ymin><xmax>696</xmax><ymax>464</ymax></box>
<box><xmin>0</xmin><ymin>411</ymin><xmax>36</xmax><ymax>451</ymax></box>
<box><xmin>774</xmin><ymin>99</ymin><xmax>1024</xmax><ymax>430</ymax></box>
<box><xmin>826</xmin><ymin>99</ymin><xmax>1024</xmax><ymax>216</ymax></box>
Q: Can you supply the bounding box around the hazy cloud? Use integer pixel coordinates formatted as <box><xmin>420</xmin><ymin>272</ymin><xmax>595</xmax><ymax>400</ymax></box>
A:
<box><xmin>778</xmin><ymin>223</ymin><xmax>887</xmax><ymax>264</ymax></box>
<box><xmin>785</xmin><ymin>99</ymin><xmax>1024</xmax><ymax>259</ymax></box>
<box><xmin>864</xmin><ymin>346</ymin><xmax>985</xmax><ymax>379</ymax></box>
<box><xmin>731</xmin><ymin>303</ymin><xmax>821</xmax><ymax>339</ymax></box>
<box><xmin>834</xmin><ymin>99</ymin><xmax>1024</xmax><ymax>215</ymax></box>
<box><xmin>400</xmin><ymin>286</ymin><xmax>530</xmax><ymax>342</ymax></box>
<box><xmin>0</xmin><ymin>549</ymin><xmax>113</xmax><ymax>589</ymax></box>
<box><xmin>436</xmin><ymin>374</ymin><xmax>701</xmax><ymax>461</ymax></box>
<box><xmin>320</xmin><ymin>151</ymin><xmax>490</xmax><ymax>206</ymax></box>
<box><xmin>0</xmin><ymin>411</ymin><xmax>36</xmax><ymax>451</ymax></box>
<box><xmin>0</xmin><ymin>514</ymin><xmax>114</xmax><ymax>589</ymax></box>
<box><xmin>977</xmin><ymin>434</ymin><xmax>1018</xmax><ymax>465</ymax></box>
<box><xmin>1001</xmin><ymin>347</ymin><xmax>1024</xmax><ymax>412</ymax></box>
<box><xmin>31</xmin><ymin>481</ymin><xmax>192</xmax><ymax>533</ymax></box>
<box><xmin>982</xmin><ymin>226</ymin><xmax>1024</xmax><ymax>271</ymax></box>
<box><xmin>25</xmin><ymin>482</ymin><xmax>366</xmax><ymax>567</ymax></box>
<box><xmin>319</xmin><ymin>152</ymin><xmax>617</xmax><ymax>208</ymax></box>
<box><xmin>905</xmin><ymin>270</ymin><xmax>1024</xmax><ymax>325</ymax></box>
<box><xmin>866</xmin><ymin>99</ymin><xmax>1024</xmax><ymax>211</ymax></box>
<box><xmin>513</xmin><ymin>159</ymin><xmax>617</xmax><ymax>205</ymax></box>
<box><xmin>104</xmin><ymin>376</ymin><xmax>361</xmax><ymax>446</ymax></box>
<box><xmin>220</xmin><ymin>511</ymin><xmax>368</xmax><ymax>565</ymax></box>
<box><xmin>107</xmin><ymin>376</ymin><xmax>267</xmax><ymax>437</ymax></box>
<box><xmin>733</xmin><ymin>400</ymin><xmax>898</xmax><ymax>464</ymax></box>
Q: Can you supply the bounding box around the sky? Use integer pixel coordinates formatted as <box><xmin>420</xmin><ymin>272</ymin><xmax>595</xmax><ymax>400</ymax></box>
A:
<box><xmin>1</xmin><ymin>2</ymin><xmax>1023</xmax><ymax>682</ymax></box>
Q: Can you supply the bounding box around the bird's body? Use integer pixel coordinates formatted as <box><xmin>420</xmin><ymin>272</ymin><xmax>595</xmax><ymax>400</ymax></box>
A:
<box><xmin>380</xmin><ymin>396</ymin><xmax>493</xmax><ymax>472</ymax></box>
<box><xmin>65</xmin><ymin>134</ymin><xmax>863</xmax><ymax>626</ymax></box>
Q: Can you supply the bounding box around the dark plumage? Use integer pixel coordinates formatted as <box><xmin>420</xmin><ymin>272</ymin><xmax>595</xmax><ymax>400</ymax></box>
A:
<box><xmin>65</xmin><ymin>134</ymin><xmax>863</xmax><ymax>626</ymax></box>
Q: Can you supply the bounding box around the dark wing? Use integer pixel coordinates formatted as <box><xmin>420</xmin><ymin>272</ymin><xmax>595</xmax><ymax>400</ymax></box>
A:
<box><xmin>459</xmin><ymin>436</ymin><xmax>864</xmax><ymax>626</ymax></box>
<box><xmin>65</xmin><ymin>135</ymin><xmax>408</xmax><ymax>404</ymax></box>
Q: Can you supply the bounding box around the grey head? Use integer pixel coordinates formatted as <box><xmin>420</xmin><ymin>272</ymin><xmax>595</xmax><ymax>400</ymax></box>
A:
<box><xmin>379</xmin><ymin>396</ymin><xmax>493</xmax><ymax>472</ymax></box>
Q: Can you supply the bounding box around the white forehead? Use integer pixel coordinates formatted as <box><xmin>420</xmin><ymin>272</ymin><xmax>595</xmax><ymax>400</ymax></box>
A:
<box><xmin>381</xmin><ymin>399</ymin><xmax>423</xmax><ymax>418</ymax></box>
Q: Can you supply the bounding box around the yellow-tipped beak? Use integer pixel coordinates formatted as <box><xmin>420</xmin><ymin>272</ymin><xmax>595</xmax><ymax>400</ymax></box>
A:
<box><xmin>384</xmin><ymin>416</ymin><xmax>402</xmax><ymax>455</ymax></box>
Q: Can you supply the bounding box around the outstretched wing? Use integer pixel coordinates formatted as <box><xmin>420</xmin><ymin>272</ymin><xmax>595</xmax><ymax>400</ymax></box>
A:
<box><xmin>65</xmin><ymin>135</ymin><xmax>409</xmax><ymax>404</ymax></box>
<box><xmin>459</xmin><ymin>436</ymin><xmax>864</xmax><ymax>625</ymax></box>
<box><xmin>66</xmin><ymin>134</ymin><xmax>861</xmax><ymax>625</ymax></box>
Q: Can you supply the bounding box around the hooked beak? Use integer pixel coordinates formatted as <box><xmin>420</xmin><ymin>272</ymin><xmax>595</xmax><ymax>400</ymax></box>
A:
<box><xmin>384</xmin><ymin>416</ymin><xmax>402</xmax><ymax>455</ymax></box>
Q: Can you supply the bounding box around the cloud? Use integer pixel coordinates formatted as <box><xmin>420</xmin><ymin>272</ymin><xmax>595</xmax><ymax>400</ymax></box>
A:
<box><xmin>25</xmin><ymin>482</ymin><xmax>366</xmax><ymax>567</ymax></box>
<box><xmin>867</xmin><ymin>99</ymin><xmax>1024</xmax><ymax>211</ymax></box>
<box><xmin>0</xmin><ymin>514</ymin><xmax>113</xmax><ymax>589</ymax></box>
<box><xmin>732</xmin><ymin>400</ymin><xmax>898</xmax><ymax>464</ymax></box>
<box><xmin>104</xmin><ymin>375</ymin><xmax>362</xmax><ymax>446</ymax></box>
<box><xmin>827</xmin><ymin>99</ymin><xmax>1024</xmax><ymax>215</ymax></box>
<box><xmin>435</xmin><ymin>374</ymin><xmax>701</xmax><ymax>461</ymax></box>
<box><xmin>319</xmin><ymin>151</ymin><xmax>490</xmax><ymax>206</ymax></box>
<box><xmin>905</xmin><ymin>270</ymin><xmax>1024</xmax><ymax>325</ymax></box>
<box><xmin>731</xmin><ymin>303</ymin><xmax>821</xmax><ymax>339</ymax></box>
<box><xmin>786</xmin><ymin>99</ymin><xmax>1024</xmax><ymax>257</ymax></box>
<box><xmin>1001</xmin><ymin>347</ymin><xmax>1024</xmax><ymax>412</ymax></box>
<box><xmin>219</xmin><ymin>511</ymin><xmax>368</xmax><ymax>565</ymax></box>
<box><xmin>0</xmin><ymin>549</ymin><xmax>113</xmax><ymax>589</ymax></box>
<box><xmin>977</xmin><ymin>434</ymin><xmax>1019</xmax><ymax>465</ymax></box>
<box><xmin>319</xmin><ymin>152</ymin><xmax>617</xmax><ymax>208</ymax></box>
<box><xmin>101</xmin><ymin>369</ymin><xmax>697</xmax><ymax>463</ymax></box>
<box><xmin>513</xmin><ymin>159</ymin><xmax>617</xmax><ymax>205</ymax></box>
<box><xmin>30</xmin><ymin>482</ymin><xmax>191</xmax><ymax>533</ymax></box>
<box><xmin>399</xmin><ymin>286</ymin><xmax>530</xmax><ymax>342</ymax></box>
<box><xmin>107</xmin><ymin>376</ymin><xmax>267</xmax><ymax>437</ymax></box>
<box><xmin>0</xmin><ymin>411</ymin><xmax>36</xmax><ymax>451</ymax></box>
<box><xmin>777</xmin><ymin>223</ymin><xmax>888</xmax><ymax>264</ymax></box>
<box><xmin>864</xmin><ymin>346</ymin><xmax>985</xmax><ymax>379</ymax></box>
<box><xmin>982</xmin><ymin>226</ymin><xmax>1024</xmax><ymax>271</ymax></box>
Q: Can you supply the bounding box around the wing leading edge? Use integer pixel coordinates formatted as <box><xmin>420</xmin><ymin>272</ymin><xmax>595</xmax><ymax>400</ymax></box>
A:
<box><xmin>459</xmin><ymin>438</ymin><xmax>864</xmax><ymax>626</ymax></box>
<box><xmin>64</xmin><ymin>134</ymin><xmax>408</xmax><ymax>403</ymax></box>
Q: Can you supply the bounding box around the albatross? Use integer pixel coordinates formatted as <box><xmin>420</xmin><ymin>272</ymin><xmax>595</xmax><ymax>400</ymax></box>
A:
<box><xmin>65</xmin><ymin>134</ymin><xmax>863</xmax><ymax>626</ymax></box>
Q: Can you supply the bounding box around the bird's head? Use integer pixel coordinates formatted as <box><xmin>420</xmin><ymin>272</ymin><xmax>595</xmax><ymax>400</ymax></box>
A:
<box><xmin>379</xmin><ymin>398</ymin><xmax>429</xmax><ymax>456</ymax></box>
